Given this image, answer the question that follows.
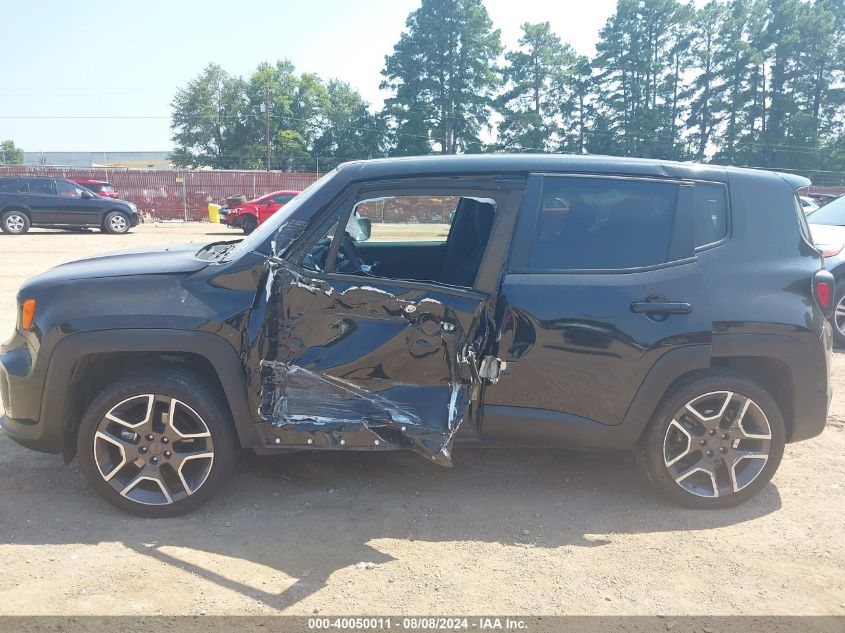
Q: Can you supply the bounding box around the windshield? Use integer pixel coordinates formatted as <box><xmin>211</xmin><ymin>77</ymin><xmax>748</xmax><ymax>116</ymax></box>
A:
<box><xmin>225</xmin><ymin>170</ymin><xmax>336</xmax><ymax>260</ymax></box>
<box><xmin>807</xmin><ymin>196</ymin><xmax>845</xmax><ymax>226</ymax></box>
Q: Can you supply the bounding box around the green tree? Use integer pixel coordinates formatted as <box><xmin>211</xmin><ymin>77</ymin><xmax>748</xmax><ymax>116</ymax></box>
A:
<box><xmin>780</xmin><ymin>0</ymin><xmax>845</xmax><ymax>173</ymax></box>
<box><xmin>246</xmin><ymin>61</ymin><xmax>315</xmax><ymax>171</ymax></box>
<box><xmin>496</xmin><ymin>22</ymin><xmax>579</xmax><ymax>153</ymax></box>
<box><xmin>684</xmin><ymin>1</ymin><xmax>728</xmax><ymax>160</ymax></box>
<box><xmin>561</xmin><ymin>56</ymin><xmax>594</xmax><ymax>154</ymax></box>
<box><xmin>381</xmin><ymin>0</ymin><xmax>502</xmax><ymax>154</ymax></box>
<box><xmin>170</xmin><ymin>64</ymin><xmax>253</xmax><ymax>169</ymax></box>
<box><xmin>1</xmin><ymin>139</ymin><xmax>24</xmax><ymax>165</ymax></box>
<box><xmin>312</xmin><ymin>80</ymin><xmax>388</xmax><ymax>170</ymax></box>
<box><xmin>172</xmin><ymin>61</ymin><xmax>387</xmax><ymax>171</ymax></box>
<box><xmin>711</xmin><ymin>0</ymin><xmax>764</xmax><ymax>164</ymax></box>
<box><xmin>592</xmin><ymin>0</ymin><xmax>693</xmax><ymax>158</ymax></box>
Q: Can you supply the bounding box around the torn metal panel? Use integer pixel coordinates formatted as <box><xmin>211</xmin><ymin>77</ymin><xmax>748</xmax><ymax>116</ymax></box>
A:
<box><xmin>255</xmin><ymin>256</ymin><xmax>492</xmax><ymax>466</ymax></box>
<box><xmin>258</xmin><ymin>360</ymin><xmax>473</xmax><ymax>465</ymax></box>
<box><xmin>270</xmin><ymin>219</ymin><xmax>310</xmax><ymax>258</ymax></box>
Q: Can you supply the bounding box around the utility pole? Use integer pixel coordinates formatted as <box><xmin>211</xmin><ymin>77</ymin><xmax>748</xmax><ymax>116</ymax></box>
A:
<box><xmin>264</xmin><ymin>86</ymin><xmax>271</xmax><ymax>172</ymax></box>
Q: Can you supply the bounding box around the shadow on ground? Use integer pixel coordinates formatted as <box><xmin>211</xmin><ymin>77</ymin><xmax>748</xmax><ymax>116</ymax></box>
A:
<box><xmin>0</xmin><ymin>444</ymin><xmax>781</xmax><ymax>611</ymax></box>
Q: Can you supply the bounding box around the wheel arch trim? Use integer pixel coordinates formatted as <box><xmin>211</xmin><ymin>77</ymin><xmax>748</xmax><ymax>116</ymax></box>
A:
<box><xmin>42</xmin><ymin>329</ymin><xmax>259</xmax><ymax>456</ymax></box>
<box><xmin>482</xmin><ymin>345</ymin><xmax>711</xmax><ymax>449</ymax></box>
<box><xmin>1</xmin><ymin>205</ymin><xmax>32</xmax><ymax>218</ymax></box>
<box><xmin>481</xmin><ymin>332</ymin><xmax>828</xmax><ymax>449</ymax></box>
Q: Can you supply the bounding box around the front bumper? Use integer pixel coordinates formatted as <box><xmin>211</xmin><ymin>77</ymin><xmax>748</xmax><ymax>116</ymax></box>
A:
<box><xmin>0</xmin><ymin>329</ymin><xmax>60</xmax><ymax>453</ymax></box>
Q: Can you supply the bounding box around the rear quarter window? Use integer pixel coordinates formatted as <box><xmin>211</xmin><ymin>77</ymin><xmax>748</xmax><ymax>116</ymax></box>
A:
<box><xmin>793</xmin><ymin>194</ymin><xmax>814</xmax><ymax>245</ymax></box>
<box><xmin>694</xmin><ymin>182</ymin><xmax>729</xmax><ymax>248</ymax></box>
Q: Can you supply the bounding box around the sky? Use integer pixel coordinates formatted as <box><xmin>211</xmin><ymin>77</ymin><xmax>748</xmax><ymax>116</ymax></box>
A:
<box><xmin>1</xmin><ymin>0</ymin><xmax>666</xmax><ymax>152</ymax></box>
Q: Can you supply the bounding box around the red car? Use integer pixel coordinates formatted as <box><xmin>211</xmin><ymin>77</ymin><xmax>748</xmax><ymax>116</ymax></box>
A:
<box><xmin>220</xmin><ymin>189</ymin><xmax>299</xmax><ymax>234</ymax></box>
<box><xmin>70</xmin><ymin>179</ymin><xmax>119</xmax><ymax>198</ymax></box>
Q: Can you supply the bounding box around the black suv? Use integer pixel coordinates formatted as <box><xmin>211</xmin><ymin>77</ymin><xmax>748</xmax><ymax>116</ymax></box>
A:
<box><xmin>0</xmin><ymin>156</ymin><xmax>833</xmax><ymax>516</ymax></box>
<box><xmin>0</xmin><ymin>176</ymin><xmax>140</xmax><ymax>234</ymax></box>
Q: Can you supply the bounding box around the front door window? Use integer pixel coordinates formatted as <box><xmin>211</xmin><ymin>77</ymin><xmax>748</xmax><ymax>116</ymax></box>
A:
<box><xmin>255</xmin><ymin>181</ymin><xmax>514</xmax><ymax>465</ymax></box>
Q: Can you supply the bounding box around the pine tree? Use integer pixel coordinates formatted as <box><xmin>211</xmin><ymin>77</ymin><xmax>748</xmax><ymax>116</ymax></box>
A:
<box><xmin>381</xmin><ymin>0</ymin><xmax>502</xmax><ymax>155</ymax></box>
<box><xmin>496</xmin><ymin>22</ymin><xmax>578</xmax><ymax>152</ymax></box>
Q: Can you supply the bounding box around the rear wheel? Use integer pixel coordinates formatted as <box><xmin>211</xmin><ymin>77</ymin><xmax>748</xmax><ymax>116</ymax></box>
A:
<box><xmin>102</xmin><ymin>211</ymin><xmax>130</xmax><ymax>234</ymax></box>
<box><xmin>241</xmin><ymin>214</ymin><xmax>258</xmax><ymax>235</ymax></box>
<box><xmin>637</xmin><ymin>371</ymin><xmax>785</xmax><ymax>509</ymax></box>
<box><xmin>1</xmin><ymin>210</ymin><xmax>30</xmax><ymax>234</ymax></box>
<box><xmin>77</xmin><ymin>369</ymin><xmax>237</xmax><ymax>517</ymax></box>
<box><xmin>830</xmin><ymin>288</ymin><xmax>845</xmax><ymax>347</ymax></box>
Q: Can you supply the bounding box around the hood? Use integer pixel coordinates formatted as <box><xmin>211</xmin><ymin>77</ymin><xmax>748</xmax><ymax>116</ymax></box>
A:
<box><xmin>28</xmin><ymin>243</ymin><xmax>210</xmax><ymax>285</ymax></box>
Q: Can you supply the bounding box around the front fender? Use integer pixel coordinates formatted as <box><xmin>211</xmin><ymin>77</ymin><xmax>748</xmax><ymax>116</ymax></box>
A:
<box><xmin>42</xmin><ymin>329</ymin><xmax>260</xmax><ymax>454</ymax></box>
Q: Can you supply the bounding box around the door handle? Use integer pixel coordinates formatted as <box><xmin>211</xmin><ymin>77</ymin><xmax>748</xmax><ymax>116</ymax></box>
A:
<box><xmin>630</xmin><ymin>301</ymin><xmax>692</xmax><ymax>315</ymax></box>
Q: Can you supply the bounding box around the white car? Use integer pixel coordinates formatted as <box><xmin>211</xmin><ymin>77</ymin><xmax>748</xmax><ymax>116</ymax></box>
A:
<box><xmin>800</xmin><ymin>195</ymin><xmax>820</xmax><ymax>214</ymax></box>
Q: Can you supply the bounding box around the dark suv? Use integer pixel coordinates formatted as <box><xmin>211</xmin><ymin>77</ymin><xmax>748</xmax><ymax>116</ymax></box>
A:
<box><xmin>0</xmin><ymin>176</ymin><xmax>140</xmax><ymax>234</ymax></box>
<box><xmin>0</xmin><ymin>156</ymin><xmax>833</xmax><ymax>516</ymax></box>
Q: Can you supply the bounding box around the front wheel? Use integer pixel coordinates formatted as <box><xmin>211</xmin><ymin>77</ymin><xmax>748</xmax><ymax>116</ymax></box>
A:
<box><xmin>77</xmin><ymin>369</ymin><xmax>237</xmax><ymax>517</ymax></box>
<box><xmin>241</xmin><ymin>214</ymin><xmax>258</xmax><ymax>235</ymax></box>
<box><xmin>637</xmin><ymin>371</ymin><xmax>785</xmax><ymax>509</ymax></box>
<box><xmin>102</xmin><ymin>211</ymin><xmax>130</xmax><ymax>234</ymax></box>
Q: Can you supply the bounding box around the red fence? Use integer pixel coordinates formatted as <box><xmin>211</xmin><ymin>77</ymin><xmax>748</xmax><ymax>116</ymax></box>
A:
<box><xmin>0</xmin><ymin>167</ymin><xmax>320</xmax><ymax>221</ymax></box>
<box><xmin>803</xmin><ymin>186</ymin><xmax>845</xmax><ymax>196</ymax></box>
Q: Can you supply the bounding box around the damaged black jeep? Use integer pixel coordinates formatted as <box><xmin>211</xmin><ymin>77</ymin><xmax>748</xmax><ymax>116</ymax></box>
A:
<box><xmin>0</xmin><ymin>155</ymin><xmax>833</xmax><ymax>516</ymax></box>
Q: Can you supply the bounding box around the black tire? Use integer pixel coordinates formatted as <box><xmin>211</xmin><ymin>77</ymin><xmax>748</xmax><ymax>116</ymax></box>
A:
<box><xmin>101</xmin><ymin>211</ymin><xmax>131</xmax><ymax>234</ymax></box>
<box><xmin>241</xmin><ymin>214</ymin><xmax>258</xmax><ymax>235</ymax></box>
<box><xmin>1</xmin><ymin>209</ymin><xmax>31</xmax><ymax>234</ymax></box>
<box><xmin>829</xmin><ymin>287</ymin><xmax>845</xmax><ymax>348</ymax></box>
<box><xmin>76</xmin><ymin>369</ymin><xmax>237</xmax><ymax>517</ymax></box>
<box><xmin>636</xmin><ymin>370</ymin><xmax>786</xmax><ymax>509</ymax></box>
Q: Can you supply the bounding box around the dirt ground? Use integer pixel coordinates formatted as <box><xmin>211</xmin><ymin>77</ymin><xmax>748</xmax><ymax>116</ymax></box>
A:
<box><xmin>0</xmin><ymin>223</ymin><xmax>843</xmax><ymax>616</ymax></box>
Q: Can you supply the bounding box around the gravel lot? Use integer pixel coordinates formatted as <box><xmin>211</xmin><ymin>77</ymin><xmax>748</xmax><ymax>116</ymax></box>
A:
<box><xmin>0</xmin><ymin>224</ymin><xmax>843</xmax><ymax>616</ymax></box>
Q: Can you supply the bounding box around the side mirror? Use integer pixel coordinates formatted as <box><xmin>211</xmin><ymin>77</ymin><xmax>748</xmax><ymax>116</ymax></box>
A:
<box><xmin>81</xmin><ymin>190</ymin><xmax>94</xmax><ymax>199</ymax></box>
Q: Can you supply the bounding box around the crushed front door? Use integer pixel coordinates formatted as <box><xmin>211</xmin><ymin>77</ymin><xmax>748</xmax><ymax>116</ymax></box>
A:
<box><xmin>257</xmin><ymin>261</ymin><xmax>493</xmax><ymax>466</ymax></box>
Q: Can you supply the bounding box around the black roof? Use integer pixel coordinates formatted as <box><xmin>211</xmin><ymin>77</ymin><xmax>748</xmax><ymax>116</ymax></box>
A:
<box><xmin>339</xmin><ymin>153</ymin><xmax>809</xmax><ymax>189</ymax></box>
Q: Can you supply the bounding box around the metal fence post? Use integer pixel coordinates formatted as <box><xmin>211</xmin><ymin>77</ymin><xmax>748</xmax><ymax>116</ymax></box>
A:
<box><xmin>182</xmin><ymin>172</ymin><xmax>188</xmax><ymax>222</ymax></box>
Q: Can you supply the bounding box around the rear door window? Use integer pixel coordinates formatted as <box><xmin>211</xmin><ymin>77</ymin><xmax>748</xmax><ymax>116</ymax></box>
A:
<box><xmin>28</xmin><ymin>179</ymin><xmax>55</xmax><ymax>195</ymax></box>
<box><xmin>694</xmin><ymin>182</ymin><xmax>729</xmax><ymax>248</ymax></box>
<box><xmin>0</xmin><ymin>178</ymin><xmax>26</xmax><ymax>193</ymax></box>
<box><xmin>527</xmin><ymin>176</ymin><xmax>680</xmax><ymax>270</ymax></box>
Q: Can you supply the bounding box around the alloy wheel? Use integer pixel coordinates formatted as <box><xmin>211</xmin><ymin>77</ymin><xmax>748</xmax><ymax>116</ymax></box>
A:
<box><xmin>93</xmin><ymin>394</ymin><xmax>215</xmax><ymax>506</ymax></box>
<box><xmin>663</xmin><ymin>391</ymin><xmax>772</xmax><ymax>498</ymax></box>
<box><xmin>834</xmin><ymin>295</ymin><xmax>845</xmax><ymax>338</ymax></box>
<box><xmin>108</xmin><ymin>214</ymin><xmax>128</xmax><ymax>233</ymax></box>
<box><xmin>5</xmin><ymin>213</ymin><xmax>25</xmax><ymax>233</ymax></box>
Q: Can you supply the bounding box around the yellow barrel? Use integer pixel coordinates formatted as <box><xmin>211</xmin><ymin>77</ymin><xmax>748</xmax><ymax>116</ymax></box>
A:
<box><xmin>208</xmin><ymin>203</ymin><xmax>221</xmax><ymax>223</ymax></box>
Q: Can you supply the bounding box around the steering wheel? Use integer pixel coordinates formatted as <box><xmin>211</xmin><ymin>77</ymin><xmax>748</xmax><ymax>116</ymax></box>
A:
<box><xmin>303</xmin><ymin>232</ymin><xmax>368</xmax><ymax>273</ymax></box>
<box><xmin>335</xmin><ymin>233</ymin><xmax>366</xmax><ymax>273</ymax></box>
